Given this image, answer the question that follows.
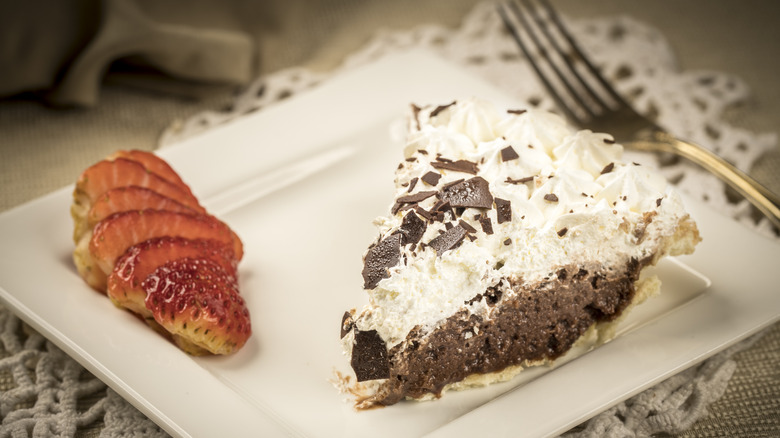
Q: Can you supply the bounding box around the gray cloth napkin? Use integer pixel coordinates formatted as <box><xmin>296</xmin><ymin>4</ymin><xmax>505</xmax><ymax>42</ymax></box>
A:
<box><xmin>0</xmin><ymin>0</ymin><xmax>253</xmax><ymax>106</ymax></box>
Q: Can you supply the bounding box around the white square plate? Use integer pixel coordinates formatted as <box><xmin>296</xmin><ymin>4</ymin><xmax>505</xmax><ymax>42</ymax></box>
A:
<box><xmin>1</xmin><ymin>50</ymin><xmax>778</xmax><ymax>437</ymax></box>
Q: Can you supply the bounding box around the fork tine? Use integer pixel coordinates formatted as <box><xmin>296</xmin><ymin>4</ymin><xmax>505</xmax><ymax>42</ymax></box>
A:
<box><xmin>518</xmin><ymin>0</ymin><xmax>609</xmax><ymax>119</ymax></box>
<box><xmin>500</xmin><ymin>0</ymin><xmax>628</xmax><ymax>125</ymax></box>
<box><xmin>536</xmin><ymin>0</ymin><xmax>633</xmax><ymax>110</ymax></box>
<box><xmin>497</xmin><ymin>1</ymin><xmax>584</xmax><ymax>124</ymax></box>
<box><xmin>522</xmin><ymin>0</ymin><xmax>617</xmax><ymax>113</ymax></box>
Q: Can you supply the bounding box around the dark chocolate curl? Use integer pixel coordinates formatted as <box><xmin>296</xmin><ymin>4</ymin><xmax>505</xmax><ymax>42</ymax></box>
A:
<box><xmin>428</xmin><ymin>225</ymin><xmax>467</xmax><ymax>255</ymax></box>
<box><xmin>351</xmin><ymin>329</ymin><xmax>390</xmax><ymax>381</ymax></box>
<box><xmin>396</xmin><ymin>190</ymin><xmax>437</xmax><ymax>204</ymax></box>
<box><xmin>479</xmin><ymin>214</ymin><xmax>494</xmax><ymax>235</ymax></box>
<box><xmin>431</xmin><ymin>159</ymin><xmax>479</xmax><ymax>175</ymax></box>
<box><xmin>361</xmin><ymin>234</ymin><xmax>402</xmax><ymax>289</ymax></box>
<box><xmin>396</xmin><ymin>211</ymin><xmax>427</xmax><ymax>246</ymax></box>
<box><xmin>500</xmin><ymin>146</ymin><xmax>519</xmax><ymax>162</ymax></box>
<box><xmin>495</xmin><ymin>198</ymin><xmax>512</xmax><ymax>224</ymax></box>
<box><xmin>421</xmin><ymin>171</ymin><xmax>442</xmax><ymax>186</ymax></box>
<box><xmin>438</xmin><ymin>176</ymin><xmax>493</xmax><ymax>209</ymax></box>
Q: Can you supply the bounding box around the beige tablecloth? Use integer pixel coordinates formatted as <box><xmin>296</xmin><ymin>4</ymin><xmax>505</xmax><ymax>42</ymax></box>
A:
<box><xmin>0</xmin><ymin>0</ymin><xmax>778</xmax><ymax>436</ymax></box>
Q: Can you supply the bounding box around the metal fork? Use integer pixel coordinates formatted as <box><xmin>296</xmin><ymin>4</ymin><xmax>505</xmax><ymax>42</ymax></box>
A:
<box><xmin>498</xmin><ymin>0</ymin><xmax>780</xmax><ymax>231</ymax></box>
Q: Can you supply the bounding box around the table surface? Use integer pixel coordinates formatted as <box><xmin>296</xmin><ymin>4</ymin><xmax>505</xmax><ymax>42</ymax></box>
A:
<box><xmin>1</xmin><ymin>1</ymin><xmax>778</xmax><ymax>436</ymax></box>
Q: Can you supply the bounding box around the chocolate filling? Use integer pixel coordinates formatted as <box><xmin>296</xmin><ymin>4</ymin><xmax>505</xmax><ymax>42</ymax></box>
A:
<box><xmin>349</xmin><ymin>257</ymin><xmax>648</xmax><ymax>406</ymax></box>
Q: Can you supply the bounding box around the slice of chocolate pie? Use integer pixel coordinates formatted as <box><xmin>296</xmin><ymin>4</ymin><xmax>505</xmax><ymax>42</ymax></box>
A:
<box><xmin>339</xmin><ymin>98</ymin><xmax>700</xmax><ymax>408</ymax></box>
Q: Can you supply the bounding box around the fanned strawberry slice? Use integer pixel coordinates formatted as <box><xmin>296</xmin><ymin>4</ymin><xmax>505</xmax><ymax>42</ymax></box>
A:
<box><xmin>143</xmin><ymin>257</ymin><xmax>251</xmax><ymax>355</ymax></box>
<box><xmin>71</xmin><ymin>150</ymin><xmax>250</xmax><ymax>356</ymax></box>
<box><xmin>108</xmin><ymin>237</ymin><xmax>237</xmax><ymax>318</ymax></box>
<box><xmin>74</xmin><ymin>157</ymin><xmax>203</xmax><ymax>213</ymax></box>
<box><xmin>76</xmin><ymin>209</ymin><xmax>243</xmax><ymax>291</ymax></box>
<box><xmin>108</xmin><ymin>150</ymin><xmax>195</xmax><ymax>198</ymax></box>
<box><xmin>81</xmin><ymin>186</ymin><xmax>198</xmax><ymax>240</ymax></box>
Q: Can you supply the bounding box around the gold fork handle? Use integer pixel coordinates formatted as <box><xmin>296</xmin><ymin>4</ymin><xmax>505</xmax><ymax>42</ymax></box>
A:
<box><xmin>630</xmin><ymin>130</ymin><xmax>780</xmax><ymax>231</ymax></box>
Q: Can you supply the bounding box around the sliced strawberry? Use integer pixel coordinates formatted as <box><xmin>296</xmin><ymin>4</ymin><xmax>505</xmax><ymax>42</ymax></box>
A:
<box><xmin>143</xmin><ymin>257</ymin><xmax>251</xmax><ymax>355</ymax></box>
<box><xmin>75</xmin><ymin>157</ymin><xmax>203</xmax><ymax>212</ymax></box>
<box><xmin>87</xmin><ymin>186</ymin><xmax>198</xmax><ymax>229</ymax></box>
<box><xmin>81</xmin><ymin>209</ymin><xmax>243</xmax><ymax>291</ymax></box>
<box><xmin>108</xmin><ymin>150</ymin><xmax>195</xmax><ymax>198</ymax></box>
<box><xmin>108</xmin><ymin>237</ymin><xmax>237</xmax><ymax>318</ymax></box>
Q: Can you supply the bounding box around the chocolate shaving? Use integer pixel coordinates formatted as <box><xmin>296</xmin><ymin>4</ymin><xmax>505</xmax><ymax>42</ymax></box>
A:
<box><xmin>557</xmin><ymin>227</ymin><xmax>568</xmax><ymax>237</ymax></box>
<box><xmin>479</xmin><ymin>214</ymin><xmax>494</xmax><ymax>235</ymax></box>
<box><xmin>505</xmin><ymin>176</ymin><xmax>534</xmax><ymax>185</ymax></box>
<box><xmin>396</xmin><ymin>190</ymin><xmax>436</xmax><ymax>204</ymax></box>
<box><xmin>396</xmin><ymin>211</ymin><xmax>427</xmax><ymax>246</ymax></box>
<box><xmin>544</xmin><ymin>193</ymin><xmax>559</xmax><ymax>203</ymax></box>
<box><xmin>428</xmin><ymin>224</ymin><xmax>467</xmax><ymax>255</ymax></box>
<box><xmin>431</xmin><ymin>200</ymin><xmax>454</xmax><ymax>219</ymax></box>
<box><xmin>656</xmin><ymin>197</ymin><xmax>663</xmax><ymax>207</ymax></box>
<box><xmin>431</xmin><ymin>159</ymin><xmax>479</xmax><ymax>175</ymax></box>
<box><xmin>415</xmin><ymin>206</ymin><xmax>434</xmax><ymax>221</ymax></box>
<box><xmin>503</xmin><ymin>238</ymin><xmax>512</xmax><ymax>245</ymax></box>
<box><xmin>500</xmin><ymin>146</ymin><xmax>519</xmax><ymax>162</ymax></box>
<box><xmin>391</xmin><ymin>201</ymin><xmax>416</xmax><ymax>215</ymax></box>
<box><xmin>458</xmin><ymin>219</ymin><xmax>477</xmax><ymax>234</ymax></box>
<box><xmin>351</xmin><ymin>329</ymin><xmax>390</xmax><ymax>381</ymax></box>
<box><xmin>495</xmin><ymin>198</ymin><xmax>512</xmax><ymax>224</ymax></box>
<box><xmin>600</xmin><ymin>162</ymin><xmax>615</xmax><ymax>174</ymax></box>
<box><xmin>361</xmin><ymin>234</ymin><xmax>401</xmax><ymax>289</ymax></box>
<box><xmin>421</xmin><ymin>171</ymin><xmax>442</xmax><ymax>186</ymax></box>
<box><xmin>430</xmin><ymin>101</ymin><xmax>456</xmax><ymax>117</ymax></box>
<box><xmin>407</xmin><ymin>177</ymin><xmax>418</xmax><ymax>193</ymax></box>
<box><xmin>442</xmin><ymin>178</ymin><xmax>465</xmax><ymax>189</ymax></box>
<box><xmin>507</xmin><ymin>109</ymin><xmax>527</xmax><ymax>115</ymax></box>
<box><xmin>438</xmin><ymin>176</ymin><xmax>494</xmax><ymax>209</ymax></box>
<box><xmin>603</xmin><ymin>138</ymin><xmax>616</xmax><ymax>144</ymax></box>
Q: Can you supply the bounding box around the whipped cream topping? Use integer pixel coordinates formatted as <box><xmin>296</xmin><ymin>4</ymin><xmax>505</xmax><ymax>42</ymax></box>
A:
<box><xmin>352</xmin><ymin>98</ymin><xmax>689</xmax><ymax>349</ymax></box>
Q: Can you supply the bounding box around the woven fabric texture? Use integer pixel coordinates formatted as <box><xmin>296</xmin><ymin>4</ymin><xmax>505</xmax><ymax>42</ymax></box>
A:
<box><xmin>0</xmin><ymin>1</ymin><xmax>778</xmax><ymax>436</ymax></box>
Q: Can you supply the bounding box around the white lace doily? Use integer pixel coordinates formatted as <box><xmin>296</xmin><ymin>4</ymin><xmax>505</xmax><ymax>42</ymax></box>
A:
<box><xmin>2</xmin><ymin>2</ymin><xmax>777</xmax><ymax>436</ymax></box>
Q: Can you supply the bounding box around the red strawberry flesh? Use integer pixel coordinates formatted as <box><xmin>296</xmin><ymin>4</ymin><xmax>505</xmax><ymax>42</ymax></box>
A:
<box><xmin>90</xmin><ymin>209</ymin><xmax>243</xmax><ymax>278</ymax></box>
<box><xmin>108</xmin><ymin>150</ymin><xmax>195</xmax><ymax>198</ymax></box>
<box><xmin>87</xmin><ymin>186</ymin><xmax>199</xmax><ymax>227</ymax></box>
<box><xmin>76</xmin><ymin>158</ymin><xmax>203</xmax><ymax>211</ymax></box>
<box><xmin>108</xmin><ymin>237</ymin><xmax>237</xmax><ymax>317</ymax></box>
<box><xmin>143</xmin><ymin>257</ymin><xmax>251</xmax><ymax>355</ymax></box>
